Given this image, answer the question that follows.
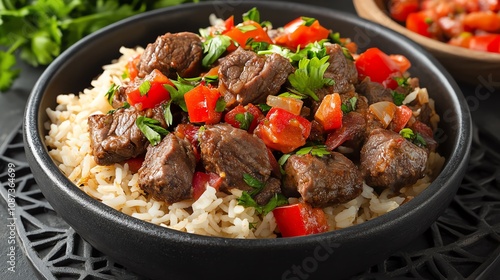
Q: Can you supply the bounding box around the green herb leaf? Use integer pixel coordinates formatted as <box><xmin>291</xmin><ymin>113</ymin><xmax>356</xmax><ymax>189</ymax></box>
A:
<box><xmin>163</xmin><ymin>101</ymin><xmax>173</xmax><ymax>127</ymax></box>
<box><xmin>242</xmin><ymin>7</ymin><xmax>260</xmax><ymax>23</ymax></box>
<box><xmin>139</xmin><ymin>80</ymin><xmax>151</xmax><ymax>96</ymax></box>
<box><xmin>392</xmin><ymin>91</ymin><xmax>406</xmax><ymax>106</ymax></box>
<box><xmin>202</xmin><ymin>35</ymin><xmax>231</xmax><ymax>68</ymax></box>
<box><xmin>237</xmin><ymin>24</ymin><xmax>257</xmax><ymax>33</ymax></box>
<box><xmin>237</xmin><ymin>189</ymin><xmax>288</xmax><ymax>216</ymax></box>
<box><xmin>243</xmin><ymin>173</ymin><xmax>265</xmax><ymax>194</ymax></box>
<box><xmin>288</xmin><ymin>56</ymin><xmax>334</xmax><ymax>101</ymax></box>
<box><xmin>295</xmin><ymin>145</ymin><xmax>330</xmax><ymax>157</ymax></box>
<box><xmin>215</xmin><ymin>97</ymin><xmax>226</xmax><ymax>113</ymax></box>
<box><xmin>0</xmin><ymin>51</ymin><xmax>20</xmax><ymax>92</ymax></box>
<box><xmin>235</xmin><ymin>112</ymin><xmax>254</xmax><ymax>130</ymax></box>
<box><xmin>399</xmin><ymin>128</ymin><xmax>427</xmax><ymax>147</ymax></box>
<box><xmin>341</xmin><ymin>96</ymin><xmax>357</xmax><ymax>114</ymax></box>
<box><xmin>136</xmin><ymin>116</ymin><xmax>169</xmax><ymax>146</ymax></box>
<box><xmin>256</xmin><ymin>103</ymin><xmax>272</xmax><ymax>113</ymax></box>
<box><xmin>105</xmin><ymin>83</ymin><xmax>119</xmax><ymax>106</ymax></box>
<box><xmin>301</xmin><ymin>17</ymin><xmax>316</xmax><ymax>27</ymax></box>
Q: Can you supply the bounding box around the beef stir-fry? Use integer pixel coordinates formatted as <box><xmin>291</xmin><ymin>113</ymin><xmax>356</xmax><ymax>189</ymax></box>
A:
<box><xmin>87</xmin><ymin>8</ymin><xmax>440</xmax><ymax>237</ymax></box>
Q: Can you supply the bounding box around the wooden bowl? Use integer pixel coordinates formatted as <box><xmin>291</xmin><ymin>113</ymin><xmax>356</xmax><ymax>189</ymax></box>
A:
<box><xmin>353</xmin><ymin>0</ymin><xmax>500</xmax><ymax>87</ymax></box>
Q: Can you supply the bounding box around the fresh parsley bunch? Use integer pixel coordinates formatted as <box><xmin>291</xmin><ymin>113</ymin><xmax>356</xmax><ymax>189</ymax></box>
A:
<box><xmin>0</xmin><ymin>0</ymin><xmax>202</xmax><ymax>93</ymax></box>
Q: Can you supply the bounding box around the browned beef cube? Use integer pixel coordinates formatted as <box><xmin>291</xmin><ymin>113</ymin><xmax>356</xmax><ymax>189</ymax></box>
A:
<box><xmin>282</xmin><ymin>152</ymin><xmax>363</xmax><ymax>208</ymax></box>
<box><xmin>138</xmin><ymin>133</ymin><xmax>196</xmax><ymax>204</ymax></box>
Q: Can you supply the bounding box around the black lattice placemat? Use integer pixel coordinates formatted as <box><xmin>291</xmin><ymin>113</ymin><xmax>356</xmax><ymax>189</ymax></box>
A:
<box><xmin>1</xmin><ymin>122</ymin><xmax>499</xmax><ymax>279</ymax></box>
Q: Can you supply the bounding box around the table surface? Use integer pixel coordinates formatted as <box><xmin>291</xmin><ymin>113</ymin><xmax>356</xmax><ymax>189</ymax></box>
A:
<box><xmin>1</xmin><ymin>1</ymin><xmax>499</xmax><ymax>280</ymax></box>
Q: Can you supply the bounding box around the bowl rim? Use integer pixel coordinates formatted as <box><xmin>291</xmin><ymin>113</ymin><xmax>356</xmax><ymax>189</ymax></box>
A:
<box><xmin>353</xmin><ymin>0</ymin><xmax>500</xmax><ymax>61</ymax></box>
<box><xmin>23</xmin><ymin>0</ymin><xmax>472</xmax><ymax>248</ymax></box>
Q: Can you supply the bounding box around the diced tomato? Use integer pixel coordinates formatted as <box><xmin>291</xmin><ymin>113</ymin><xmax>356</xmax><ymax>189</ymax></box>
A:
<box><xmin>126</xmin><ymin>54</ymin><xmax>141</xmax><ymax>81</ymax></box>
<box><xmin>272</xmin><ymin>202</ymin><xmax>329</xmax><ymax>237</ymax></box>
<box><xmin>224</xmin><ymin>103</ymin><xmax>264</xmax><ymax>133</ymax></box>
<box><xmin>273</xmin><ymin>17</ymin><xmax>330</xmax><ymax>49</ymax></box>
<box><xmin>124</xmin><ymin>156</ymin><xmax>144</xmax><ymax>173</ymax></box>
<box><xmin>389</xmin><ymin>54</ymin><xmax>412</xmax><ymax>73</ymax></box>
<box><xmin>406</xmin><ymin>11</ymin><xmax>434</xmax><ymax>38</ymax></box>
<box><xmin>389</xmin><ymin>0</ymin><xmax>420</xmax><ymax>22</ymax></box>
<box><xmin>463</xmin><ymin>11</ymin><xmax>500</xmax><ymax>33</ymax></box>
<box><xmin>174</xmin><ymin>123</ymin><xmax>201</xmax><ymax>161</ymax></box>
<box><xmin>254</xmin><ymin>107</ymin><xmax>312</xmax><ymax>154</ymax></box>
<box><xmin>355</xmin><ymin>48</ymin><xmax>402</xmax><ymax>89</ymax></box>
<box><xmin>314</xmin><ymin>93</ymin><xmax>343</xmax><ymax>131</ymax></box>
<box><xmin>448</xmin><ymin>32</ymin><xmax>473</xmax><ymax>48</ymax></box>
<box><xmin>390</xmin><ymin>105</ymin><xmax>413</xmax><ymax>132</ymax></box>
<box><xmin>266</xmin><ymin>95</ymin><xmax>303</xmax><ymax>115</ymax></box>
<box><xmin>224</xmin><ymin>15</ymin><xmax>235</xmax><ymax>32</ymax></box>
<box><xmin>184</xmin><ymin>84</ymin><xmax>222</xmax><ymax>124</ymax></box>
<box><xmin>223</xmin><ymin>20</ymin><xmax>273</xmax><ymax>51</ymax></box>
<box><xmin>469</xmin><ymin>34</ymin><xmax>500</xmax><ymax>52</ymax></box>
<box><xmin>126</xmin><ymin>69</ymin><xmax>173</xmax><ymax>110</ymax></box>
<box><xmin>192</xmin><ymin>171</ymin><xmax>222</xmax><ymax>200</ymax></box>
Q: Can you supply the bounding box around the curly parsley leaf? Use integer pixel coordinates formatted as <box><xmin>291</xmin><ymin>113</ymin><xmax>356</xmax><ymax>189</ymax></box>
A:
<box><xmin>288</xmin><ymin>56</ymin><xmax>334</xmax><ymax>101</ymax></box>
<box><xmin>202</xmin><ymin>35</ymin><xmax>231</xmax><ymax>68</ymax></box>
<box><xmin>0</xmin><ymin>52</ymin><xmax>20</xmax><ymax>92</ymax></box>
<box><xmin>392</xmin><ymin>91</ymin><xmax>406</xmax><ymax>106</ymax></box>
<box><xmin>136</xmin><ymin>116</ymin><xmax>169</xmax><ymax>146</ymax></box>
<box><xmin>399</xmin><ymin>128</ymin><xmax>427</xmax><ymax>147</ymax></box>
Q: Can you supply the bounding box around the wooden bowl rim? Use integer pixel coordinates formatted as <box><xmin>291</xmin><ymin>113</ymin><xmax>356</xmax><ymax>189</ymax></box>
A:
<box><xmin>353</xmin><ymin>0</ymin><xmax>500</xmax><ymax>62</ymax></box>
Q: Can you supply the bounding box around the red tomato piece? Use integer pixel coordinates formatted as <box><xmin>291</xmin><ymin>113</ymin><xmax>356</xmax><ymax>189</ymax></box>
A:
<box><xmin>126</xmin><ymin>54</ymin><xmax>141</xmax><ymax>81</ymax></box>
<box><xmin>124</xmin><ymin>156</ymin><xmax>144</xmax><ymax>173</ymax></box>
<box><xmin>254</xmin><ymin>108</ymin><xmax>312</xmax><ymax>154</ymax></box>
<box><xmin>272</xmin><ymin>202</ymin><xmax>329</xmax><ymax>237</ymax></box>
<box><xmin>223</xmin><ymin>20</ymin><xmax>273</xmax><ymax>51</ymax></box>
<box><xmin>355</xmin><ymin>48</ymin><xmax>402</xmax><ymax>89</ymax></box>
<box><xmin>126</xmin><ymin>69</ymin><xmax>173</xmax><ymax>110</ymax></box>
<box><xmin>463</xmin><ymin>11</ymin><xmax>500</xmax><ymax>33</ymax></box>
<box><xmin>314</xmin><ymin>93</ymin><xmax>343</xmax><ymax>132</ymax></box>
<box><xmin>184</xmin><ymin>84</ymin><xmax>222</xmax><ymax>124</ymax></box>
<box><xmin>192</xmin><ymin>171</ymin><xmax>222</xmax><ymax>201</ymax></box>
<box><xmin>273</xmin><ymin>17</ymin><xmax>330</xmax><ymax>49</ymax></box>
<box><xmin>406</xmin><ymin>11</ymin><xmax>433</xmax><ymax>38</ymax></box>
<box><xmin>390</xmin><ymin>105</ymin><xmax>413</xmax><ymax>133</ymax></box>
<box><xmin>469</xmin><ymin>34</ymin><xmax>500</xmax><ymax>53</ymax></box>
<box><xmin>389</xmin><ymin>0</ymin><xmax>420</xmax><ymax>22</ymax></box>
<box><xmin>389</xmin><ymin>54</ymin><xmax>412</xmax><ymax>73</ymax></box>
<box><xmin>224</xmin><ymin>104</ymin><xmax>264</xmax><ymax>133</ymax></box>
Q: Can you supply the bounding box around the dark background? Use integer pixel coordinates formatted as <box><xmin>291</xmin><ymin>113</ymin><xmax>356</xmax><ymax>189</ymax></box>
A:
<box><xmin>0</xmin><ymin>0</ymin><xmax>499</xmax><ymax>279</ymax></box>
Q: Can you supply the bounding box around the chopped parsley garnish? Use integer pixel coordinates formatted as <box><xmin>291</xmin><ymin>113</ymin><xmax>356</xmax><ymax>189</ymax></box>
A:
<box><xmin>242</xmin><ymin>7</ymin><xmax>260</xmax><ymax>22</ymax></box>
<box><xmin>215</xmin><ymin>97</ymin><xmax>226</xmax><ymax>112</ymax></box>
<box><xmin>341</xmin><ymin>96</ymin><xmax>357</xmax><ymax>114</ymax></box>
<box><xmin>235</xmin><ymin>112</ymin><xmax>254</xmax><ymax>131</ymax></box>
<box><xmin>399</xmin><ymin>128</ymin><xmax>427</xmax><ymax>147</ymax></box>
<box><xmin>237</xmin><ymin>174</ymin><xmax>288</xmax><ymax>216</ymax></box>
<box><xmin>139</xmin><ymin>80</ymin><xmax>151</xmax><ymax>96</ymax></box>
<box><xmin>392</xmin><ymin>91</ymin><xmax>406</xmax><ymax>106</ymax></box>
<box><xmin>105</xmin><ymin>83</ymin><xmax>119</xmax><ymax>106</ymax></box>
<box><xmin>106</xmin><ymin>102</ymin><xmax>130</xmax><ymax>115</ymax></box>
<box><xmin>295</xmin><ymin>145</ymin><xmax>331</xmax><ymax>157</ymax></box>
<box><xmin>394</xmin><ymin>76</ymin><xmax>410</xmax><ymax>87</ymax></box>
<box><xmin>288</xmin><ymin>56</ymin><xmax>334</xmax><ymax>101</ymax></box>
<box><xmin>202</xmin><ymin>35</ymin><xmax>231</xmax><ymax>68</ymax></box>
<box><xmin>163</xmin><ymin>101</ymin><xmax>173</xmax><ymax>127</ymax></box>
<box><xmin>136</xmin><ymin>116</ymin><xmax>169</xmax><ymax>146</ymax></box>
<box><xmin>256</xmin><ymin>103</ymin><xmax>272</xmax><ymax>113</ymax></box>
<box><xmin>237</xmin><ymin>24</ymin><xmax>257</xmax><ymax>33</ymax></box>
<box><xmin>301</xmin><ymin>16</ymin><xmax>316</xmax><ymax>27</ymax></box>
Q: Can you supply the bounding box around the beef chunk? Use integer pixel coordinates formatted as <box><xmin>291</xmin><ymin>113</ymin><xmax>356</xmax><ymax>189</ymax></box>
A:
<box><xmin>324</xmin><ymin>43</ymin><xmax>358</xmax><ymax>94</ymax></box>
<box><xmin>111</xmin><ymin>85</ymin><xmax>128</xmax><ymax>109</ymax></box>
<box><xmin>218</xmin><ymin>48</ymin><xmax>294</xmax><ymax>108</ymax></box>
<box><xmin>88</xmin><ymin>106</ymin><xmax>166</xmax><ymax>165</ymax></box>
<box><xmin>360</xmin><ymin>128</ymin><xmax>428</xmax><ymax>191</ymax></box>
<box><xmin>325</xmin><ymin>111</ymin><xmax>367</xmax><ymax>156</ymax></box>
<box><xmin>253</xmin><ymin>177</ymin><xmax>282</xmax><ymax>206</ymax></box>
<box><xmin>199</xmin><ymin>123</ymin><xmax>272</xmax><ymax>192</ymax></box>
<box><xmin>282</xmin><ymin>152</ymin><xmax>363</xmax><ymax>208</ymax></box>
<box><xmin>356</xmin><ymin>77</ymin><xmax>393</xmax><ymax>104</ymax></box>
<box><xmin>137</xmin><ymin>32</ymin><xmax>203</xmax><ymax>79</ymax></box>
<box><xmin>138</xmin><ymin>133</ymin><xmax>196</xmax><ymax>204</ymax></box>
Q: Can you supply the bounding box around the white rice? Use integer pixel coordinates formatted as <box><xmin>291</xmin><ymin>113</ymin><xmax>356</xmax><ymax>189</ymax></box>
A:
<box><xmin>44</xmin><ymin>47</ymin><xmax>446</xmax><ymax>238</ymax></box>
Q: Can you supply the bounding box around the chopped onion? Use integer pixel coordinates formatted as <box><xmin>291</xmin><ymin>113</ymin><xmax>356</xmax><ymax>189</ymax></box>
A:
<box><xmin>266</xmin><ymin>95</ymin><xmax>303</xmax><ymax>115</ymax></box>
<box><xmin>402</xmin><ymin>87</ymin><xmax>419</xmax><ymax>105</ymax></box>
<box><xmin>369</xmin><ymin>101</ymin><xmax>397</xmax><ymax>127</ymax></box>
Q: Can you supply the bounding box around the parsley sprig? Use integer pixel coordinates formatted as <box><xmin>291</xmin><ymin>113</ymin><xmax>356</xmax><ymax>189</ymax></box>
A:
<box><xmin>288</xmin><ymin>56</ymin><xmax>334</xmax><ymax>101</ymax></box>
<box><xmin>136</xmin><ymin>116</ymin><xmax>169</xmax><ymax>146</ymax></box>
<box><xmin>400</xmin><ymin>128</ymin><xmax>427</xmax><ymax>147</ymax></box>
<box><xmin>237</xmin><ymin>174</ymin><xmax>288</xmax><ymax>216</ymax></box>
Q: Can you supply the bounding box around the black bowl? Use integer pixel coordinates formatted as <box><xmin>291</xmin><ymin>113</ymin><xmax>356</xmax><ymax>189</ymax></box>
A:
<box><xmin>23</xmin><ymin>1</ymin><xmax>472</xmax><ymax>279</ymax></box>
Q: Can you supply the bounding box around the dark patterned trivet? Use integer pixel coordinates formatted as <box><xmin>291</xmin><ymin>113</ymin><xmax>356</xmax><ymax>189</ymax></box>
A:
<box><xmin>1</xmin><ymin>122</ymin><xmax>499</xmax><ymax>280</ymax></box>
